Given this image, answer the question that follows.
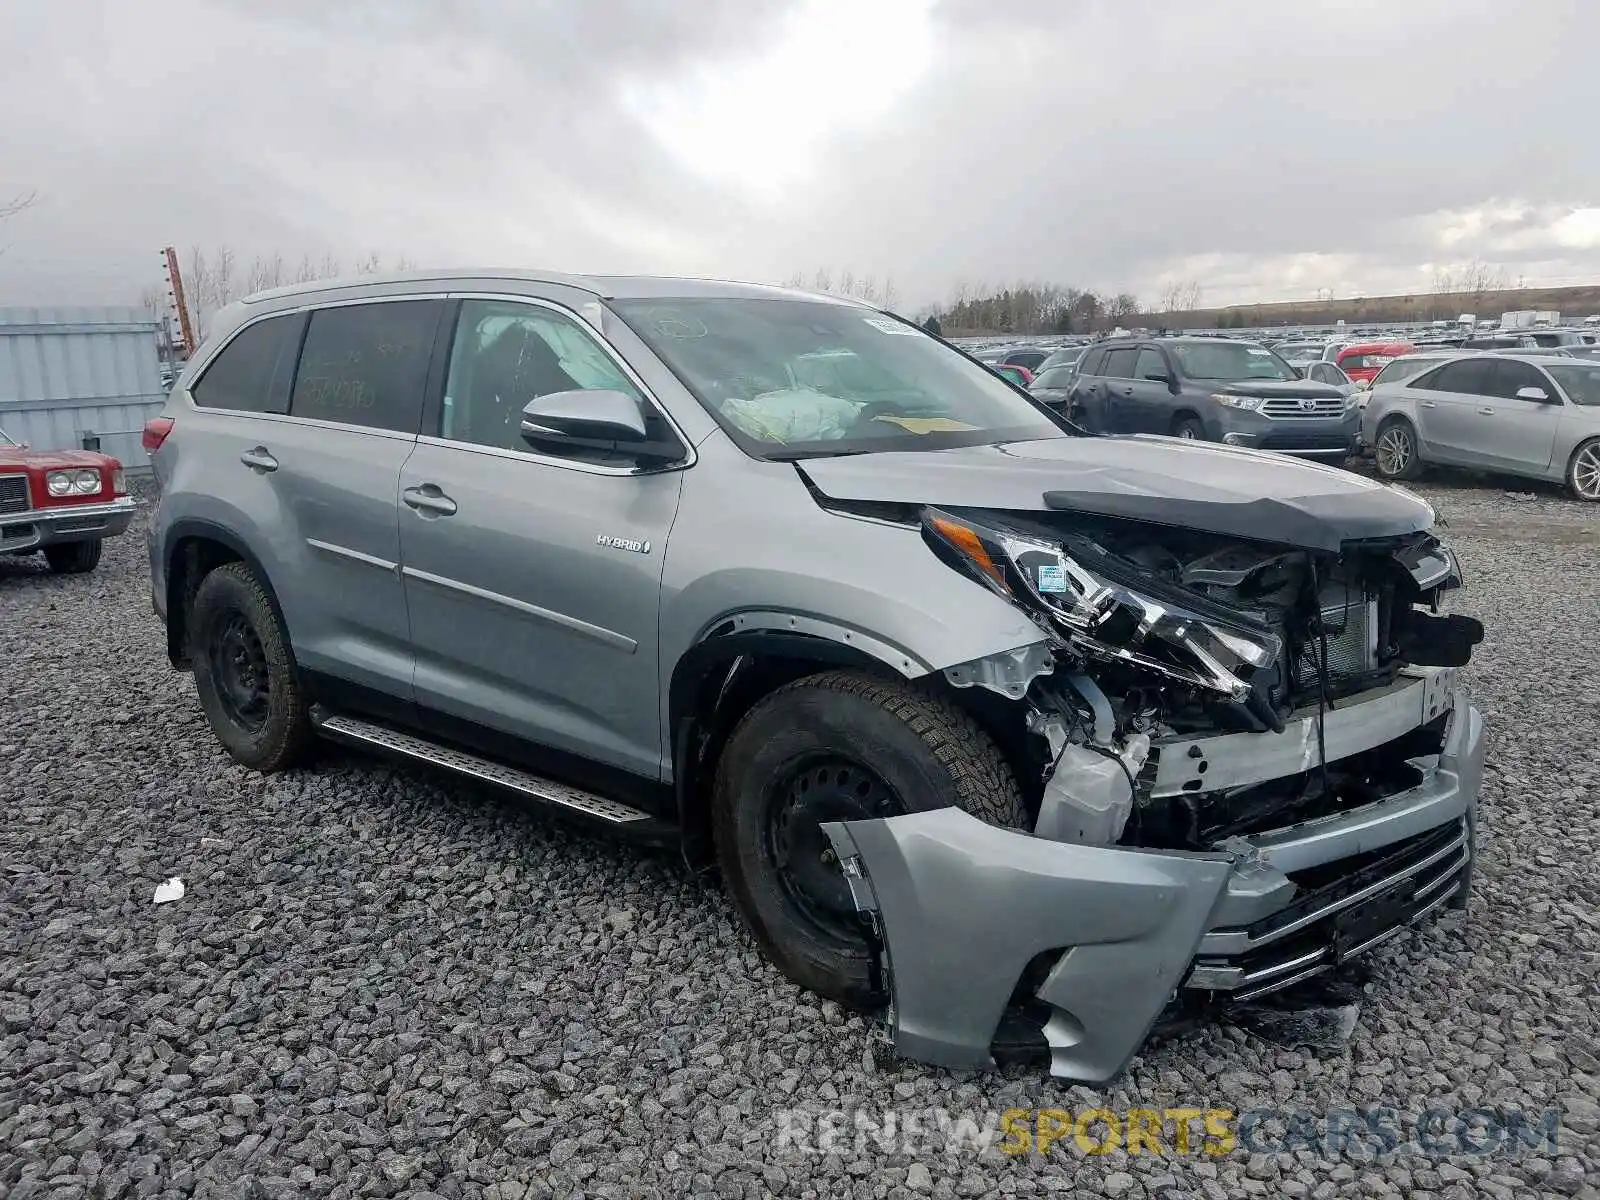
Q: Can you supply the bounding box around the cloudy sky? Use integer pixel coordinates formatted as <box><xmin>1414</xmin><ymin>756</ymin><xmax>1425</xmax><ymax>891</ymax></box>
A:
<box><xmin>2</xmin><ymin>0</ymin><xmax>1598</xmax><ymax>313</ymax></box>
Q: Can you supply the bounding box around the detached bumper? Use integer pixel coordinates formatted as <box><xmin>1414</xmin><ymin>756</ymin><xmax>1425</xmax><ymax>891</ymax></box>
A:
<box><xmin>0</xmin><ymin>497</ymin><xmax>136</xmax><ymax>555</ymax></box>
<box><xmin>822</xmin><ymin>678</ymin><xmax>1485</xmax><ymax>1084</ymax></box>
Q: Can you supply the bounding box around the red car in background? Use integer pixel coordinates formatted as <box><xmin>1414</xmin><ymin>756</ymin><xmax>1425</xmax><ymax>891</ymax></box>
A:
<box><xmin>1336</xmin><ymin>341</ymin><xmax>1415</xmax><ymax>385</ymax></box>
<box><xmin>0</xmin><ymin>423</ymin><xmax>135</xmax><ymax>573</ymax></box>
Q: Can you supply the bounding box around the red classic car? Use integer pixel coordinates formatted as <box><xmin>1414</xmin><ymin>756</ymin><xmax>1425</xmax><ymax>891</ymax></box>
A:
<box><xmin>0</xmin><ymin>423</ymin><xmax>135</xmax><ymax>573</ymax></box>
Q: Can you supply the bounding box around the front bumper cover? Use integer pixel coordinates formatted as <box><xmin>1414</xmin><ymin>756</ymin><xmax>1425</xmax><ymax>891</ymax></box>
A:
<box><xmin>0</xmin><ymin>497</ymin><xmax>136</xmax><ymax>555</ymax></box>
<box><xmin>822</xmin><ymin>678</ymin><xmax>1484</xmax><ymax>1084</ymax></box>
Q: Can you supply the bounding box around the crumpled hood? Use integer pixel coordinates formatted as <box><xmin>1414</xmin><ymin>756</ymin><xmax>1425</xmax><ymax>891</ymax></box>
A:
<box><xmin>799</xmin><ymin>435</ymin><xmax>1435</xmax><ymax>551</ymax></box>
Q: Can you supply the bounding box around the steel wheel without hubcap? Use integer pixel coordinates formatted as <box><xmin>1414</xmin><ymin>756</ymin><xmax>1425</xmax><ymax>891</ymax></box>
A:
<box><xmin>1376</xmin><ymin>424</ymin><xmax>1415</xmax><ymax>478</ymax></box>
<box><xmin>766</xmin><ymin>757</ymin><xmax>901</xmax><ymax>945</ymax></box>
<box><xmin>1571</xmin><ymin>441</ymin><xmax>1600</xmax><ymax>501</ymax></box>
<box><xmin>208</xmin><ymin>610</ymin><xmax>271</xmax><ymax>732</ymax></box>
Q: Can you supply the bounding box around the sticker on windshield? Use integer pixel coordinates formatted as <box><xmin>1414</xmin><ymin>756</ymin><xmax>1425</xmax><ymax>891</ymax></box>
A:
<box><xmin>862</xmin><ymin>317</ymin><xmax>922</xmax><ymax>336</ymax></box>
<box><xmin>1036</xmin><ymin>563</ymin><xmax>1068</xmax><ymax>593</ymax></box>
<box><xmin>1246</xmin><ymin>347</ymin><xmax>1272</xmax><ymax>356</ymax></box>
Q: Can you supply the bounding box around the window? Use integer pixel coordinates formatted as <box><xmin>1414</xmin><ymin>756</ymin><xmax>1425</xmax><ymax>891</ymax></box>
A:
<box><xmin>288</xmin><ymin>301</ymin><xmax>441</xmax><ymax>432</ymax></box>
<box><xmin>1545</xmin><ymin>363</ymin><xmax>1600</xmax><ymax>405</ymax></box>
<box><xmin>440</xmin><ymin>300</ymin><xmax>650</xmax><ymax>452</ymax></box>
<box><xmin>1100</xmin><ymin>347</ymin><xmax>1139</xmax><ymax>378</ymax></box>
<box><xmin>1031</xmin><ymin>365</ymin><xmax>1076</xmax><ymax>389</ymax></box>
<box><xmin>1309</xmin><ymin>362</ymin><xmax>1346</xmax><ymax>385</ymax></box>
<box><xmin>191</xmin><ymin>314</ymin><xmax>300</xmax><ymax>413</ymax></box>
<box><xmin>609</xmin><ymin>297</ymin><xmax>1067</xmax><ymax>458</ymax></box>
<box><xmin>1372</xmin><ymin>358</ymin><xmax>1440</xmax><ymax>388</ymax></box>
<box><xmin>1134</xmin><ymin>348</ymin><xmax>1170</xmax><ymax>381</ymax></box>
<box><xmin>1488</xmin><ymin>360</ymin><xmax>1553</xmax><ymax>401</ymax></box>
<box><xmin>1422</xmin><ymin>359</ymin><xmax>1494</xmax><ymax>395</ymax></box>
<box><xmin>1077</xmin><ymin>348</ymin><xmax>1106</xmax><ymax>377</ymax></box>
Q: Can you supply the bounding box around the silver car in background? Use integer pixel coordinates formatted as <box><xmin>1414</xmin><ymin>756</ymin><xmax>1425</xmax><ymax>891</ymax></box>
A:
<box><xmin>1363</xmin><ymin>352</ymin><xmax>1600</xmax><ymax>500</ymax></box>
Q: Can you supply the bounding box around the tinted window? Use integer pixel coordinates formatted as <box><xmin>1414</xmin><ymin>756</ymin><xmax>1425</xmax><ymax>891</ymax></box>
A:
<box><xmin>191</xmin><ymin>314</ymin><xmax>299</xmax><ymax>413</ymax></box>
<box><xmin>289</xmin><ymin>301</ymin><xmax>441</xmax><ymax>432</ymax></box>
<box><xmin>1005</xmin><ymin>349</ymin><xmax>1048</xmax><ymax>369</ymax></box>
<box><xmin>1100</xmin><ymin>347</ymin><xmax>1139</xmax><ymax>378</ymax></box>
<box><xmin>1309</xmin><ymin>363</ymin><xmax>1345</xmax><ymax>384</ymax></box>
<box><xmin>1031</xmin><ymin>365</ymin><xmax>1076</xmax><ymax>389</ymax></box>
<box><xmin>1134</xmin><ymin>348</ymin><xmax>1170</xmax><ymax>381</ymax></box>
<box><xmin>1425</xmin><ymin>359</ymin><xmax>1494</xmax><ymax>395</ymax></box>
<box><xmin>1488</xmin><ymin>360</ymin><xmax>1552</xmax><ymax>400</ymax></box>
<box><xmin>440</xmin><ymin>299</ymin><xmax>649</xmax><ymax>452</ymax></box>
<box><xmin>1372</xmin><ymin>358</ymin><xmax>1440</xmax><ymax>387</ymax></box>
<box><xmin>1545</xmin><ymin>363</ymin><xmax>1600</xmax><ymax>405</ymax></box>
<box><xmin>1078</xmin><ymin>348</ymin><xmax>1107</xmax><ymax>376</ymax></box>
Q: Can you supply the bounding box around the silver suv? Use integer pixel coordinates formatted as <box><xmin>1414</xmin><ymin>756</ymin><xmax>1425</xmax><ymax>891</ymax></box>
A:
<box><xmin>146</xmin><ymin>271</ymin><xmax>1488</xmax><ymax>1082</ymax></box>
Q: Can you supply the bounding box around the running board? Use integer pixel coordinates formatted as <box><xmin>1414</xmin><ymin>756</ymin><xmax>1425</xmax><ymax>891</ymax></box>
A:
<box><xmin>311</xmin><ymin>710</ymin><xmax>655</xmax><ymax>825</ymax></box>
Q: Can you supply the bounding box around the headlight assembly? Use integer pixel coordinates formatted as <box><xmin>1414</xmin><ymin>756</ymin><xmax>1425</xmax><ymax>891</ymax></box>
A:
<box><xmin>922</xmin><ymin>508</ymin><xmax>1282</xmax><ymax>701</ymax></box>
<box><xmin>1211</xmin><ymin>393</ymin><xmax>1266</xmax><ymax>411</ymax></box>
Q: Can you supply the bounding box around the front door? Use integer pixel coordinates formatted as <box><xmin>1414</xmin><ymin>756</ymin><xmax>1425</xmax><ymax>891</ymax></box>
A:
<box><xmin>1410</xmin><ymin>357</ymin><xmax>1494</xmax><ymax>467</ymax></box>
<box><xmin>398</xmin><ymin>296</ymin><xmax>690</xmax><ymax>779</ymax></box>
<box><xmin>1474</xmin><ymin>359</ymin><xmax>1564</xmax><ymax>474</ymax></box>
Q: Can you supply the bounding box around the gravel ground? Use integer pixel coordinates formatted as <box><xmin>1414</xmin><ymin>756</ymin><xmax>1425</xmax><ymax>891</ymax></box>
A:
<box><xmin>2</xmin><ymin>474</ymin><xmax>1598</xmax><ymax>1200</ymax></box>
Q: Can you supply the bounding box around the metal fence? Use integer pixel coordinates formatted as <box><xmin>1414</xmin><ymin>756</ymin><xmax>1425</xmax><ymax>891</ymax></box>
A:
<box><xmin>0</xmin><ymin>306</ymin><xmax>165</xmax><ymax>472</ymax></box>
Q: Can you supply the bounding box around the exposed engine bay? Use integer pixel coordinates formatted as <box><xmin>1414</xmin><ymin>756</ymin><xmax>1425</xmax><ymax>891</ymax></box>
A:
<box><xmin>926</xmin><ymin>507</ymin><xmax>1484</xmax><ymax>853</ymax></box>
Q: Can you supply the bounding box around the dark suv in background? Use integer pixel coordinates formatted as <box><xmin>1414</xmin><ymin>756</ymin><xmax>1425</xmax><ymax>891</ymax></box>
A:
<box><xmin>1066</xmin><ymin>337</ymin><xmax>1361</xmax><ymax>459</ymax></box>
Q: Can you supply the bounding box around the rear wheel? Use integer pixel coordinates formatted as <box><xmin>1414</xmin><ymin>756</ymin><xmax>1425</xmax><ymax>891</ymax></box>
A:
<box><xmin>43</xmin><ymin>540</ymin><xmax>102</xmax><ymax>574</ymax></box>
<box><xmin>1172</xmin><ymin>416</ymin><xmax>1205</xmax><ymax>440</ymax></box>
<box><xmin>188</xmin><ymin>562</ymin><xmax>311</xmax><ymax>772</ymax></box>
<box><xmin>713</xmin><ymin>669</ymin><xmax>1026</xmax><ymax>1007</ymax></box>
<box><xmin>1374</xmin><ymin>417</ymin><xmax>1422</xmax><ymax>480</ymax></box>
<box><xmin>1567</xmin><ymin>438</ymin><xmax>1600</xmax><ymax>502</ymax></box>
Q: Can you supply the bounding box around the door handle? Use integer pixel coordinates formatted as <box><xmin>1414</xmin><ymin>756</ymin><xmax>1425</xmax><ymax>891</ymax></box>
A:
<box><xmin>402</xmin><ymin>485</ymin><xmax>457</xmax><ymax>516</ymax></box>
<box><xmin>1477</xmin><ymin>407</ymin><xmax>1495</xmax><ymax>416</ymax></box>
<box><xmin>239</xmin><ymin>447</ymin><xmax>278</xmax><ymax>472</ymax></box>
<box><xmin>1419</xmin><ymin>401</ymin><xmax>1437</xmax><ymax>409</ymax></box>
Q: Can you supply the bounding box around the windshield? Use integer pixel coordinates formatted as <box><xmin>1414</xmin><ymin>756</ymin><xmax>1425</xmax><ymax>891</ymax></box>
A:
<box><xmin>1276</xmin><ymin>344</ymin><xmax>1324</xmax><ymax>364</ymax></box>
<box><xmin>1170</xmin><ymin>341</ymin><xmax>1298</xmax><ymax>382</ymax></box>
<box><xmin>1545</xmin><ymin>363</ymin><xmax>1600</xmax><ymax>405</ymax></box>
<box><xmin>609</xmin><ymin>297</ymin><xmax>1068</xmax><ymax>458</ymax></box>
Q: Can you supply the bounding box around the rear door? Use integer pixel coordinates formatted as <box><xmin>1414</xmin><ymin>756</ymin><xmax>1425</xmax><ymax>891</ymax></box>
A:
<box><xmin>1068</xmin><ymin>348</ymin><xmax>1110</xmax><ymax>430</ymax></box>
<box><xmin>1408</xmin><ymin>358</ymin><xmax>1494</xmax><ymax>466</ymax></box>
<box><xmin>1475</xmin><ymin>358</ymin><xmax>1564</xmax><ymax>473</ymax></box>
<box><xmin>1097</xmin><ymin>347</ymin><xmax>1143</xmax><ymax>433</ymax></box>
<box><xmin>271</xmin><ymin>297</ymin><xmax>443</xmax><ymax>698</ymax></box>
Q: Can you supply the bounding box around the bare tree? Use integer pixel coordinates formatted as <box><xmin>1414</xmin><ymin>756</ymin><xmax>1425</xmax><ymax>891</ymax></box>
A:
<box><xmin>177</xmin><ymin>247</ymin><xmax>416</xmax><ymax>341</ymax></box>
<box><xmin>0</xmin><ymin>189</ymin><xmax>38</xmax><ymax>257</ymax></box>
<box><xmin>1159</xmin><ymin>279</ymin><xmax>1203</xmax><ymax>313</ymax></box>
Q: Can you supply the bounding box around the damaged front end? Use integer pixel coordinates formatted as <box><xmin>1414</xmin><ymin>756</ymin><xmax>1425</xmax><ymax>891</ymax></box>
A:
<box><xmin>821</xmin><ymin>505</ymin><xmax>1487</xmax><ymax>1084</ymax></box>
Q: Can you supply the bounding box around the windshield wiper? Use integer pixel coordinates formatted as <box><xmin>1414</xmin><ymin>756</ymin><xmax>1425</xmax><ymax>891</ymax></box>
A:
<box><xmin>767</xmin><ymin>447</ymin><xmax>877</xmax><ymax>461</ymax></box>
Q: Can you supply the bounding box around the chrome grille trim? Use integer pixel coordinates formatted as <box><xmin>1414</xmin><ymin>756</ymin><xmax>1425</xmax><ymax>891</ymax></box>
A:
<box><xmin>1261</xmin><ymin>396</ymin><xmax>1345</xmax><ymax>418</ymax></box>
<box><xmin>0</xmin><ymin>474</ymin><xmax>29</xmax><ymax>515</ymax></box>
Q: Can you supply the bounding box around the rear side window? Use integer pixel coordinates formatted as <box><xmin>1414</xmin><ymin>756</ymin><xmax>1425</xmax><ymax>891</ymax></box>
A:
<box><xmin>191</xmin><ymin>314</ymin><xmax>300</xmax><ymax>413</ymax></box>
<box><xmin>1101</xmin><ymin>347</ymin><xmax>1139</xmax><ymax>378</ymax></box>
<box><xmin>1488</xmin><ymin>360</ymin><xmax>1551</xmax><ymax>400</ymax></box>
<box><xmin>1424</xmin><ymin>359</ymin><xmax>1494</xmax><ymax>395</ymax></box>
<box><xmin>289</xmin><ymin>300</ymin><xmax>443</xmax><ymax>433</ymax></box>
<box><xmin>1078</xmin><ymin>348</ymin><xmax>1106</xmax><ymax>376</ymax></box>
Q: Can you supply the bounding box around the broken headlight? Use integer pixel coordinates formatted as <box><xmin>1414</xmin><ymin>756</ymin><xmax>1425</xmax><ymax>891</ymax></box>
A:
<box><xmin>921</xmin><ymin>508</ymin><xmax>1283</xmax><ymax>700</ymax></box>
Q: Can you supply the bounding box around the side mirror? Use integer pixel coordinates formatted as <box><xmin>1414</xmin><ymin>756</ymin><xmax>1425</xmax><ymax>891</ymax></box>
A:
<box><xmin>519</xmin><ymin>389</ymin><xmax>679</xmax><ymax>461</ymax></box>
<box><xmin>1515</xmin><ymin>386</ymin><xmax>1553</xmax><ymax>403</ymax></box>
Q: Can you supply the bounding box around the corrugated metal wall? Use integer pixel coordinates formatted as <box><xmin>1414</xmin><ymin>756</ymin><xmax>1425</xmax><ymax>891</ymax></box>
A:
<box><xmin>0</xmin><ymin>306</ymin><xmax>165</xmax><ymax>472</ymax></box>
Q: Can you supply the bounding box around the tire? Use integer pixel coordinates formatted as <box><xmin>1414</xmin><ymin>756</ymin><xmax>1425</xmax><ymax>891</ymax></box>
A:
<box><xmin>713</xmin><ymin>669</ymin><xmax>1026</xmax><ymax>1007</ymax></box>
<box><xmin>43</xmin><ymin>540</ymin><xmax>102</xmax><ymax>574</ymax></box>
<box><xmin>188</xmin><ymin>561</ymin><xmax>311</xmax><ymax>772</ymax></box>
<box><xmin>1172</xmin><ymin>416</ymin><xmax>1205</xmax><ymax>440</ymax></box>
<box><xmin>1567</xmin><ymin>437</ymin><xmax>1600</xmax><ymax>502</ymax></box>
<box><xmin>1373</xmin><ymin>417</ymin><xmax>1422</xmax><ymax>481</ymax></box>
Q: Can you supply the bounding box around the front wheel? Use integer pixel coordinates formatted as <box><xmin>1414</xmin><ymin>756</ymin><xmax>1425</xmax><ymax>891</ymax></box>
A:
<box><xmin>1172</xmin><ymin>416</ymin><xmax>1205</xmax><ymax>440</ymax></box>
<box><xmin>713</xmin><ymin>670</ymin><xmax>1026</xmax><ymax>1007</ymax></box>
<box><xmin>188</xmin><ymin>562</ymin><xmax>311</xmax><ymax>772</ymax></box>
<box><xmin>43</xmin><ymin>540</ymin><xmax>102</xmax><ymax>574</ymax></box>
<box><xmin>1374</xmin><ymin>418</ymin><xmax>1422</xmax><ymax>480</ymax></box>
<box><xmin>1567</xmin><ymin>438</ymin><xmax>1600</xmax><ymax>502</ymax></box>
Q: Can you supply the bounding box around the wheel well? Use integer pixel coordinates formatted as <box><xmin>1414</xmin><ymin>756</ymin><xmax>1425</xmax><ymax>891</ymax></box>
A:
<box><xmin>163</xmin><ymin>533</ymin><xmax>286</xmax><ymax>669</ymax></box>
<box><xmin>668</xmin><ymin>633</ymin><xmax>1043</xmax><ymax>869</ymax></box>
<box><xmin>1171</xmin><ymin>409</ymin><xmax>1202</xmax><ymax>431</ymax></box>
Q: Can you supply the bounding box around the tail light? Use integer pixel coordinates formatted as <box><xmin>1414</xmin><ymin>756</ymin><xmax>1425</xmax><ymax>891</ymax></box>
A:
<box><xmin>142</xmin><ymin>417</ymin><xmax>174</xmax><ymax>452</ymax></box>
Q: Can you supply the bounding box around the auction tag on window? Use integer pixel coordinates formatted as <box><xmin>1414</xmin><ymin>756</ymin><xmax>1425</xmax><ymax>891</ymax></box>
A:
<box><xmin>1036</xmin><ymin>563</ymin><xmax>1068</xmax><ymax>593</ymax></box>
<box><xmin>862</xmin><ymin>317</ymin><xmax>922</xmax><ymax>335</ymax></box>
